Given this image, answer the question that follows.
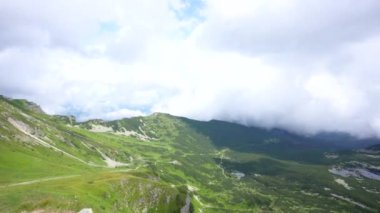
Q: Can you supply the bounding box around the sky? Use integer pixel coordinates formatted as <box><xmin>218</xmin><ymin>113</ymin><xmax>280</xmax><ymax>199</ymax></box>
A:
<box><xmin>1</xmin><ymin>0</ymin><xmax>380</xmax><ymax>138</ymax></box>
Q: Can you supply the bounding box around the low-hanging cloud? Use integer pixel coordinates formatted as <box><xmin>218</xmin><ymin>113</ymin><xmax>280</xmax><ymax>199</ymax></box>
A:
<box><xmin>1</xmin><ymin>0</ymin><xmax>380</xmax><ymax>139</ymax></box>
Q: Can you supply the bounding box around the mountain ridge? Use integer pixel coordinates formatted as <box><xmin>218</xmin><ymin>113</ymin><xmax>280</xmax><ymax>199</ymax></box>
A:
<box><xmin>2</xmin><ymin>95</ymin><xmax>377</xmax><ymax>150</ymax></box>
<box><xmin>0</xmin><ymin>95</ymin><xmax>380</xmax><ymax>212</ymax></box>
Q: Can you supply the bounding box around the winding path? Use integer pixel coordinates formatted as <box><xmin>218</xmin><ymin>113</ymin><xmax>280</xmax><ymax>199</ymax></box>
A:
<box><xmin>8</xmin><ymin>117</ymin><xmax>128</xmax><ymax>168</ymax></box>
<box><xmin>0</xmin><ymin>175</ymin><xmax>79</xmax><ymax>188</ymax></box>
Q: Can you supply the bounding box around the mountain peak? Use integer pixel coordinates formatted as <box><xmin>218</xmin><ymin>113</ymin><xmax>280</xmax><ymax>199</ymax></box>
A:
<box><xmin>0</xmin><ymin>96</ymin><xmax>45</xmax><ymax>114</ymax></box>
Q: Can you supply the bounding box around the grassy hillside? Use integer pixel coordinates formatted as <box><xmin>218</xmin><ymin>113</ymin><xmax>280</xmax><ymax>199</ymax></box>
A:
<box><xmin>0</xmin><ymin>96</ymin><xmax>379</xmax><ymax>212</ymax></box>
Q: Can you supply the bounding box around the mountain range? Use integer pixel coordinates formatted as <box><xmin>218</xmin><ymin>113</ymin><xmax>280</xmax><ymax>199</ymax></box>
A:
<box><xmin>0</xmin><ymin>95</ymin><xmax>379</xmax><ymax>212</ymax></box>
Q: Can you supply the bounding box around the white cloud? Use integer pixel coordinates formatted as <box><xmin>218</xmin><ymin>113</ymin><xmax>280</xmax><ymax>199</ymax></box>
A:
<box><xmin>80</xmin><ymin>108</ymin><xmax>146</xmax><ymax>121</ymax></box>
<box><xmin>1</xmin><ymin>0</ymin><xmax>380</xmax><ymax>139</ymax></box>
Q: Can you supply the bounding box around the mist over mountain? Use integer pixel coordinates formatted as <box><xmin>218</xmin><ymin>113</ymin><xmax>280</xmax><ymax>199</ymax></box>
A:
<box><xmin>1</xmin><ymin>95</ymin><xmax>380</xmax><ymax>212</ymax></box>
<box><xmin>2</xmin><ymin>1</ymin><xmax>380</xmax><ymax>212</ymax></box>
<box><xmin>1</xmin><ymin>0</ymin><xmax>380</xmax><ymax>139</ymax></box>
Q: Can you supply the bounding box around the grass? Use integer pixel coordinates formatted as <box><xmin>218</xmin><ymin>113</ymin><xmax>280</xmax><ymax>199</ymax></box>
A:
<box><xmin>0</xmin><ymin>97</ymin><xmax>379</xmax><ymax>212</ymax></box>
<box><xmin>0</xmin><ymin>171</ymin><xmax>186</xmax><ymax>212</ymax></box>
<box><xmin>0</xmin><ymin>141</ymin><xmax>92</xmax><ymax>185</ymax></box>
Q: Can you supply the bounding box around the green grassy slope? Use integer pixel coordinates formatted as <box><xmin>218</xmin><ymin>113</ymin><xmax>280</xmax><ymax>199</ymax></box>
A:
<box><xmin>0</xmin><ymin>98</ymin><xmax>187</xmax><ymax>212</ymax></box>
<box><xmin>0</xmin><ymin>96</ymin><xmax>379</xmax><ymax>212</ymax></box>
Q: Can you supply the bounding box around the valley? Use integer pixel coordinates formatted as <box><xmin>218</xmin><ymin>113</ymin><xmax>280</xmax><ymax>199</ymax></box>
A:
<box><xmin>0</xmin><ymin>96</ymin><xmax>379</xmax><ymax>212</ymax></box>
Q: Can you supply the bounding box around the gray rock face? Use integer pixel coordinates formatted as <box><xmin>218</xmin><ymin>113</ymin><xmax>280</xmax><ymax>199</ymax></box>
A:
<box><xmin>329</xmin><ymin>162</ymin><xmax>380</xmax><ymax>181</ymax></box>
<box><xmin>180</xmin><ymin>194</ymin><xmax>191</xmax><ymax>213</ymax></box>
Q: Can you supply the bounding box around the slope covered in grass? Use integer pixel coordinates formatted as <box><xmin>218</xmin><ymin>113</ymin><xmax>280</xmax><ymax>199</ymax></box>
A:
<box><xmin>0</xmin><ymin>96</ymin><xmax>379</xmax><ymax>212</ymax></box>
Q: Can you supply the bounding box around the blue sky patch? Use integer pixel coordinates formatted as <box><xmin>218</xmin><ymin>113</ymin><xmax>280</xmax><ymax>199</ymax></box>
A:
<box><xmin>171</xmin><ymin>0</ymin><xmax>204</xmax><ymax>21</ymax></box>
<box><xmin>98</xmin><ymin>21</ymin><xmax>120</xmax><ymax>34</ymax></box>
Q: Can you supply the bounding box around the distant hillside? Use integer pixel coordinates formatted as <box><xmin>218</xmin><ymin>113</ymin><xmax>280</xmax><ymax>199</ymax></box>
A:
<box><xmin>366</xmin><ymin>144</ymin><xmax>380</xmax><ymax>150</ymax></box>
<box><xmin>0</xmin><ymin>95</ymin><xmax>379</xmax><ymax>212</ymax></box>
